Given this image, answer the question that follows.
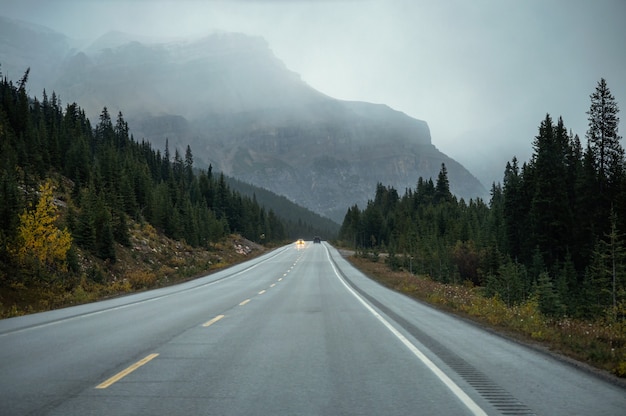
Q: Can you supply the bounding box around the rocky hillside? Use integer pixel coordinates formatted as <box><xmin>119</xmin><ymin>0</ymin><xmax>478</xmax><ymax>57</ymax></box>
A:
<box><xmin>0</xmin><ymin>220</ymin><xmax>266</xmax><ymax>317</ymax></box>
<box><xmin>0</xmin><ymin>16</ymin><xmax>487</xmax><ymax>222</ymax></box>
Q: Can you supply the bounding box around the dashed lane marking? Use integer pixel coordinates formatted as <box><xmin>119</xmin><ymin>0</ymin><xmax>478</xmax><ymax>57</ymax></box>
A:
<box><xmin>202</xmin><ymin>314</ymin><xmax>225</xmax><ymax>327</ymax></box>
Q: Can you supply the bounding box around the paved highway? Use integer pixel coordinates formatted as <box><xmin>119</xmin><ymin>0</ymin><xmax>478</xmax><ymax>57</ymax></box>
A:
<box><xmin>1</xmin><ymin>242</ymin><xmax>624</xmax><ymax>415</ymax></box>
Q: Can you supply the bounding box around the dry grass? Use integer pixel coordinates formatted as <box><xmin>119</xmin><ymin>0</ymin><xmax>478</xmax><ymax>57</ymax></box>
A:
<box><xmin>347</xmin><ymin>255</ymin><xmax>626</xmax><ymax>379</ymax></box>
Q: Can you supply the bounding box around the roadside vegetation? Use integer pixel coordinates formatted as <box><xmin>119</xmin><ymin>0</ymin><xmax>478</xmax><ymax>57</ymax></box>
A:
<box><xmin>1</xmin><ymin>220</ymin><xmax>265</xmax><ymax>318</ymax></box>
<box><xmin>0</xmin><ymin>68</ymin><xmax>329</xmax><ymax>316</ymax></box>
<box><xmin>348</xmin><ymin>254</ymin><xmax>625</xmax><ymax>378</ymax></box>
<box><xmin>338</xmin><ymin>79</ymin><xmax>626</xmax><ymax>378</ymax></box>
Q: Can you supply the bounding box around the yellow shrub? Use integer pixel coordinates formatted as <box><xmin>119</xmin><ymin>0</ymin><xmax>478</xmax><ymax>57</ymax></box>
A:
<box><xmin>613</xmin><ymin>360</ymin><xmax>626</xmax><ymax>377</ymax></box>
<box><xmin>109</xmin><ymin>279</ymin><xmax>132</xmax><ymax>293</ymax></box>
<box><xmin>127</xmin><ymin>270</ymin><xmax>157</xmax><ymax>289</ymax></box>
<box><xmin>10</xmin><ymin>180</ymin><xmax>72</xmax><ymax>272</ymax></box>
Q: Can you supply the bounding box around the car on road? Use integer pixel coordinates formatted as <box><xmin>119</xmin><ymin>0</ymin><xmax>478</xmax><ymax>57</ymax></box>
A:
<box><xmin>313</xmin><ymin>236</ymin><xmax>321</xmax><ymax>243</ymax></box>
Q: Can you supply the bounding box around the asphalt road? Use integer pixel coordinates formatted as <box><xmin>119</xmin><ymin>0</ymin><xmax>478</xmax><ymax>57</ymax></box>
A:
<box><xmin>1</xmin><ymin>242</ymin><xmax>624</xmax><ymax>415</ymax></box>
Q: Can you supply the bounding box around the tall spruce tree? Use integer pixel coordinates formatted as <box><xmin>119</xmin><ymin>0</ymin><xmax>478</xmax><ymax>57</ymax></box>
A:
<box><xmin>586</xmin><ymin>78</ymin><xmax>623</xmax><ymax>247</ymax></box>
<box><xmin>528</xmin><ymin>114</ymin><xmax>571</xmax><ymax>269</ymax></box>
<box><xmin>503</xmin><ymin>157</ymin><xmax>524</xmax><ymax>259</ymax></box>
<box><xmin>586</xmin><ymin>78</ymin><xmax>623</xmax><ymax>194</ymax></box>
<box><xmin>435</xmin><ymin>163</ymin><xmax>452</xmax><ymax>204</ymax></box>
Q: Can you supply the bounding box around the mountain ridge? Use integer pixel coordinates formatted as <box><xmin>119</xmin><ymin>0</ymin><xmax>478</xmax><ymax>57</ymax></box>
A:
<box><xmin>0</xmin><ymin>16</ymin><xmax>488</xmax><ymax>222</ymax></box>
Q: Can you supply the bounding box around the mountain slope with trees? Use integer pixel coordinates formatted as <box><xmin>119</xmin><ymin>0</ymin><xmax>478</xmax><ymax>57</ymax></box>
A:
<box><xmin>225</xmin><ymin>176</ymin><xmax>339</xmax><ymax>240</ymax></box>
<box><xmin>0</xmin><ymin>17</ymin><xmax>487</xmax><ymax>222</ymax></box>
<box><xmin>0</xmin><ymin>67</ymin><xmax>332</xmax><ymax>313</ymax></box>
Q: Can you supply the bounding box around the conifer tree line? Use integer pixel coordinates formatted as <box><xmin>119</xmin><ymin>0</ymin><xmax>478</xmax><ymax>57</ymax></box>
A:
<box><xmin>0</xmin><ymin>67</ymin><xmax>299</xmax><ymax>282</ymax></box>
<box><xmin>339</xmin><ymin>79</ymin><xmax>624</xmax><ymax>319</ymax></box>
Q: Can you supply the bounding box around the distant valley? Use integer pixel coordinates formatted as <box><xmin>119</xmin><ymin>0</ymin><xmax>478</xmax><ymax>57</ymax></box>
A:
<box><xmin>0</xmin><ymin>16</ymin><xmax>487</xmax><ymax>222</ymax></box>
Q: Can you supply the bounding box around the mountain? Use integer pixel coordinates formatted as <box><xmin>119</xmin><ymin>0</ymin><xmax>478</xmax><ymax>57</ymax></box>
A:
<box><xmin>191</xmin><ymin>100</ymin><xmax>479</xmax><ymax>221</ymax></box>
<box><xmin>0</xmin><ymin>17</ymin><xmax>487</xmax><ymax>222</ymax></box>
<box><xmin>0</xmin><ymin>16</ymin><xmax>72</xmax><ymax>93</ymax></box>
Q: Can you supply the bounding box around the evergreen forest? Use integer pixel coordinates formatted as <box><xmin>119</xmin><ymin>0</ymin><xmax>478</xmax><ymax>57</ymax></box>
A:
<box><xmin>0</xmin><ymin>67</ymin><xmax>328</xmax><ymax>289</ymax></box>
<box><xmin>339</xmin><ymin>78</ymin><xmax>625</xmax><ymax>320</ymax></box>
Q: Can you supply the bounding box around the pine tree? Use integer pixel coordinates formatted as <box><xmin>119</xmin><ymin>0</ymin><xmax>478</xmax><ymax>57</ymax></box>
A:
<box><xmin>74</xmin><ymin>188</ymin><xmax>97</xmax><ymax>252</ymax></box>
<box><xmin>184</xmin><ymin>145</ymin><xmax>194</xmax><ymax>186</ymax></box>
<box><xmin>339</xmin><ymin>204</ymin><xmax>362</xmax><ymax>247</ymax></box>
<box><xmin>603</xmin><ymin>209</ymin><xmax>626</xmax><ymax>313</ymax></box>
<box><xmin>535</xmin><ymin>271</ymin><xmax>565</xmax><ymax>316</ymax></box>
<box><xmin>435</xmin><ymin>163</ymin><xmax>451</xmax><ymax>203</ymax></box>
<box><xmin>95</xmin><ymin>107</ymin><xmax>114</xmax><ymax>151</ymax></box>
<box><xmin>586</xmin><ymin>78</ymin><xmax>623</xmax><ymax>194</ymax></box>
<box><xmin>503</xmin><ymin>157</ymin><xmax>525</xmax><ymax>259</ymax></box>
<box><xmin>93</xmin><ymin>194</ymin><xmax>116</xmax><ymax>262</ymax></box>
<box><xmin>0</xmin><ymin>157</ymin><xmax>21</xmax><ymax>237</ymax></box>
<box><xmin>173</xmin><ymin>148</ymin><xmax>184</xmax><ymax>185</ymax></box>
<box><xmin>113</xmin><ymin>210</ymin><xmax>131</xmax><ymax>247</ymax></box>
<box><xmin>114</xmin><ymin>111</ymin><xmax>129</xmax><ymax>149</ymax></box>
<box><xmin>528</xmin><ymin>114</ymin><xmax>571</xmax><ymax>268</ymax></box>
<box><xmin>162</xmin><ymin>139</ymin><xmax>171</xmax><ymax>181</ymax></box>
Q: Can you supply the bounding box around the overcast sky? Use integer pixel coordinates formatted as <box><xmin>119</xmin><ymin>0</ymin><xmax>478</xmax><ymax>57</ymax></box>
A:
<box><xmin>3</xmin><ymin>0</ymin><xmax>625</xmax><ymax>186</ymax></box>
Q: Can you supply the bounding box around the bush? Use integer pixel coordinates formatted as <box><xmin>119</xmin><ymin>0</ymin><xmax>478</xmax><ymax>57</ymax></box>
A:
<box><xmin>127</xmin><ymin>270</ymin><xmax>157</xmax><ymax>289</ymax></box>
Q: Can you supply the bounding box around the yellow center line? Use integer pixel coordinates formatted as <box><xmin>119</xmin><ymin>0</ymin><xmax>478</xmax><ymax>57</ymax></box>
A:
<box><xmin>258</xmin><ymin>290</ymin><xmax>266</xmax><ymax>295</ymax></box>
<box><xmin>95</xmin><ymin>353</ymin><xmax>159</xmax><ymax>389</ymax></box>
<box><xmin>239</xmin><ymin>299</ymin><xmax>251</xmax><ymax>306</ymax></box>
<box><xmin>202</xmin><ymin>314</ymin><xmax>225</xmax><ymax>327</ymax></box>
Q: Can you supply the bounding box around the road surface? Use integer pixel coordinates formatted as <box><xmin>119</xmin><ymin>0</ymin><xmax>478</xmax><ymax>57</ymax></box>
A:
<box><xmin>1</xmin><ymin>242</ymin><xmax>624</xmax><ymax>415</ymax></box>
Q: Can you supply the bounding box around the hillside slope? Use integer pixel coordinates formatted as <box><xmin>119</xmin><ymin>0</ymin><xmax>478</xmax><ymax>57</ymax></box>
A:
<box><xmin>1</xmin><ymin>18</ymin><xmax>487</xmax><ymax>221</ymax></box>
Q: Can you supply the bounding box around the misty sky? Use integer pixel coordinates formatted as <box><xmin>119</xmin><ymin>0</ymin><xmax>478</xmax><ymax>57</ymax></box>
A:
<box><xmin>3</xmin><ymin>0</ymin><xmax>625</xmax><ymax>186</ymax></box>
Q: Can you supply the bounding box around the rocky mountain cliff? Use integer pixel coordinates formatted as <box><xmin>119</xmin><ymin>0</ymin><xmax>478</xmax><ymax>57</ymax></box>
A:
<box><xmin>0</xmin><ymin>16</ymin><xmax>487</xmax><ymax>222</ymax></box>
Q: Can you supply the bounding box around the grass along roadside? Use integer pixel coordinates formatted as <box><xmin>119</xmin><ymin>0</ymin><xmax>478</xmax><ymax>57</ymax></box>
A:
<box><xmin>345</xmin><ymin>254</ymin><xmax>626</xmax><ymax>380</ymax></box>
<box><xmin>0</xmin><ymin>223</ymin><xmax>266</xmax><ymax>318</ymax></box>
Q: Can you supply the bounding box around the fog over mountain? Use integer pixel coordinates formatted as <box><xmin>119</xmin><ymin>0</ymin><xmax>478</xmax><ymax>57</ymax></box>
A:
<box><xmin>2</xmin><ymin>15</ymin><xmax>486</xmax><ymax>221</ymax></box>
<box><xmin>2</xmin><ymin>0</ymin><xmax>626</xmax><ymax>193</ymax></box>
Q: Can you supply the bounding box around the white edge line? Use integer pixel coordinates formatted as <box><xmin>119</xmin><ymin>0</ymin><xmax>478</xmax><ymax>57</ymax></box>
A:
<box><xmin>324</xmin><ymin>248</ymin><xmax>488</xmax><ymax>416</ymax></box>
